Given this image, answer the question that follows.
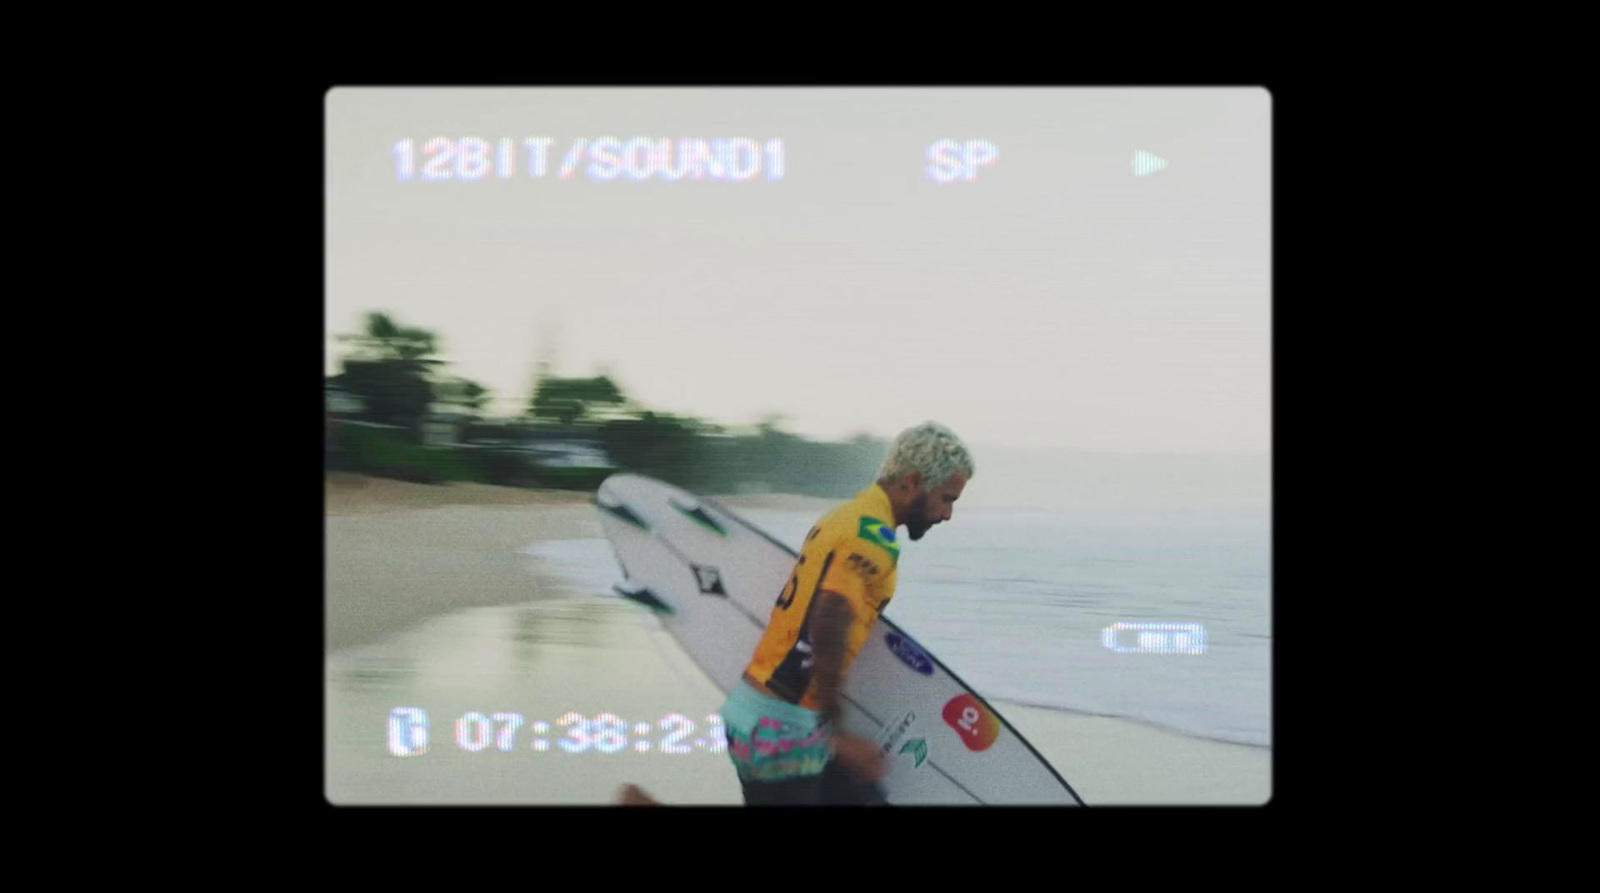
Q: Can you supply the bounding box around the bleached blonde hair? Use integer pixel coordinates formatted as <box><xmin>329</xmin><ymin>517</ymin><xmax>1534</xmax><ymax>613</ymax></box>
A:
<box><xmin>878</xmin><ymin>422</ymin><xmax>974</xmax><ymax>489</ymax></box>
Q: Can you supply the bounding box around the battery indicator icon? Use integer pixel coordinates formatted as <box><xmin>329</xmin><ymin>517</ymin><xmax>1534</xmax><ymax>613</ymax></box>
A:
<box><xmin>1101</xmin><ymin>622</ymin><xmax>1207</xmax><ymax>654</ymax></box>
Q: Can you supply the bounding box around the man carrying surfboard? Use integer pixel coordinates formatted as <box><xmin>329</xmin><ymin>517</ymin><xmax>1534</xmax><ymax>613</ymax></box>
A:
<box><xmin>711</xmin><ymin>421</ymin><xmax>975</xmax><ymax>805</ymax></box>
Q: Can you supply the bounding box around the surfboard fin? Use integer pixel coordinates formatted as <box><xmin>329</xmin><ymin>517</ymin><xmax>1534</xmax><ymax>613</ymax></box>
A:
<box><xmin>593</xmin><ymin>497</ymin><xmax>650</xmax><ymax>531</ymax></box>
<box><xmin>668</xmin><ymin>498</ymin><xmax>727</xmax><ymax>536</ymax></box>
<box><xmin>614</xmin><ymin>584</ymin><xmax>675</xmax><ymax>615</ymax></box>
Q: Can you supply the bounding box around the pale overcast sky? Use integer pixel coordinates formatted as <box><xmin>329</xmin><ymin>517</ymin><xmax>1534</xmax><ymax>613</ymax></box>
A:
<box><xmin>326</xmin><ymin>87</ymin><xmax>1269</xmax><ymax>453</ymax></box>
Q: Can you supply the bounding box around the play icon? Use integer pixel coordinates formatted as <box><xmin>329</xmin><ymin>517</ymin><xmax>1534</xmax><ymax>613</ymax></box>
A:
<box><xmin>1132</xmin><ymin>150</ymin><xmax>1169</xmax><ymax>177</ymax></box>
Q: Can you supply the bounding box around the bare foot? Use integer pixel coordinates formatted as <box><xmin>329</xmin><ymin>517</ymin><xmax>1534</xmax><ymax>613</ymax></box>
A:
<box><xmin>616</xmin><ymin>783</ymin><xmax>660</xmax><ymax>806</ymax></box>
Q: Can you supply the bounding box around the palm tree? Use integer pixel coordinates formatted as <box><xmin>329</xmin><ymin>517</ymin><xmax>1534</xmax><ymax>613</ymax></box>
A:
<box><xmin>334</xmin><ymin>312</ymin><xmax>446</xmax><ymax>432</ymax></box>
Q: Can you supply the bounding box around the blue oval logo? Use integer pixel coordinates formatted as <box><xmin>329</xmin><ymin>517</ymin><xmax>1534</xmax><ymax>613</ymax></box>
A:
<box><xmin>878</xmin><ymin>525</ymin><xmax>896</xmax><ymax>542</ymax></box>
<box><xmin>885</xmin><ymin>632</ymin><xmax>933</xmax><ymax>676</ymax></box>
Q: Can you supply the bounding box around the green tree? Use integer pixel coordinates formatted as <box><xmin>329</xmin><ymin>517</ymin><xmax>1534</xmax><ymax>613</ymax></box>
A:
<box><xmin>435</xmin><ymin>377</ymin><xmax>492</xmax><ymax>419</ymax></box>
<box><xmin>334</xmin><ymin>312</ymin><xmax>445</xmax><ymax>434</ymax></box>
<box><xmin>528</xmin><ymin>374</ymin><xmax>627</xmax><ymax>426</ymax></box>
<box><xmin>597</xmin><ymin>411</ymin><xmax>714</xmax><ymax>487</ymax></box>
<box><xmin>338</xmin><ymin>312</ymin><xmax>443</xmax><ymax>365</ymax></box>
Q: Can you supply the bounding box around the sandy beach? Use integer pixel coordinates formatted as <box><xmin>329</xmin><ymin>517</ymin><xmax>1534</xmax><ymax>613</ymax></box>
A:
<box><xmin>325</xmin><ymin>475</ymin><xmax>1270</xmax><ymax>805</ymax></box>
<box><xmin>326</xmin><ymin>476</ymin><xmax>597</xmax><ymax>652</ymax></box>
<box><xmin>324</xmin><ymin>476</ymin><xmax>838</xmax><ymax>651</ymax></box>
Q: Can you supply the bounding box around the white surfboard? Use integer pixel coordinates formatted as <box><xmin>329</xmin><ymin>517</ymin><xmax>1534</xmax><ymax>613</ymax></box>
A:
<box><xmin>593</xmin><ymin>473</ymin><xmax>1084</xmax><ymax>805</ymax></box>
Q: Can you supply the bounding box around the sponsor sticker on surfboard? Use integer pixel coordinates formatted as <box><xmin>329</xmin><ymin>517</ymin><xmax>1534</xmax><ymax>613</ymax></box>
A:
<box><xmin>692</xmin><ymin>564</ymin><xmax>727</xmax><ymax>596</ymax></box>
<box><xmin>943</xmin><ymin>694</ymin><xmax>1001</xmax><ymax>752</ymax></box>
<box><xmin>885</xmin><ymin>632</ymin><xmax>935</xmax><ymax>676</ymax></box>
<box><xmin>878</xmin><ymin>710</ymin><xmax>929</xmax><ymax>770</ymax></box>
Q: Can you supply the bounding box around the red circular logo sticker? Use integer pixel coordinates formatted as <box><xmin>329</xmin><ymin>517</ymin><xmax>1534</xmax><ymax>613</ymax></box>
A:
<box><xmin>942</xmin><ymin>694</ymin><xmax>1000</xmax><ymax>752</ymax></box>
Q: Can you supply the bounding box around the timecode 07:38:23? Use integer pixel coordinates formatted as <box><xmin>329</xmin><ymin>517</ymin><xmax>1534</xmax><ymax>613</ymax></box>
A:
<box><xmin>388</xmin><ymin>709</ymin><xmax>727</xmax><ymax>757</ymax></box>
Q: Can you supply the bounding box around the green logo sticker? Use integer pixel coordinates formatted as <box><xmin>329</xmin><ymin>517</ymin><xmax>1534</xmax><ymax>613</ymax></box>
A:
<box><xmin>857</xmin><ymin>516</ymin><xmax>900</xmax><ymax>565</ymax></box>
<box><xmin>900</xmin><ymin>738</ymin><xmax>928</xmax><ymax>768</ymax></box>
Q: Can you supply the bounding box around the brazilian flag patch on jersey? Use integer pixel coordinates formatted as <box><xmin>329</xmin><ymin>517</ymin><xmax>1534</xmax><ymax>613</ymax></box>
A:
<box><xmin>858</xmin><ymin>516</ymin><xmax>900</xmax><ymax>566</ymax></box>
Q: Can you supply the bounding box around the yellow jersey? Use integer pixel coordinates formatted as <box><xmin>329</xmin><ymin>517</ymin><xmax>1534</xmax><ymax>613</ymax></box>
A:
<box><xmin>744</xmin><ymin>484</ymin><xmax>901</xmax><ymax>708</ymax></box>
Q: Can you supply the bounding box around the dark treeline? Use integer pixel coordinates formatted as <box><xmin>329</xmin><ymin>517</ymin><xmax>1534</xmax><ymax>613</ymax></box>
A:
<box><xmin>594</xmin><ymin>414</ymin><xmax>888</xmax><ymax>497</ymax></box>
<box><xmin>327</xmin><ymin>311</ymin><xmax>887</xmax><ymax>496</ymax></box>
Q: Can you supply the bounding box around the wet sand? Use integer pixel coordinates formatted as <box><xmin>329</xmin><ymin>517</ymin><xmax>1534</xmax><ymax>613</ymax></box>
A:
<box><xmin>326</xmin><ymin>477</ymin><xmax>598</xmax><ymax>651</ymax></box>
<box><xmin>324</xmin><ymin>476</ymin><xmax>1271</xmax><ymax>805</ymax></box>
<box><xmin>324</xmin><ymin>477</ymin><xmax>830</xmax><ymax>652</ymax></box>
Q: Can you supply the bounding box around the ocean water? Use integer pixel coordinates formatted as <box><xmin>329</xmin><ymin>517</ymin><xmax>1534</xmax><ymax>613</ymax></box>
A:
<box><xmin>523</xmin><ymin>501</ymin><xmax>1271</xmax><ymax>748</ymax></box>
